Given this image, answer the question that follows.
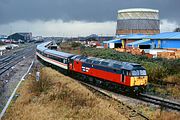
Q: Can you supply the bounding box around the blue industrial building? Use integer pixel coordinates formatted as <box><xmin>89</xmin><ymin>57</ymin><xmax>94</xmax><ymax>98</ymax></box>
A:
<box><xmin>103</xmin><ymin>39</ymin><xmax>121</xmax><ymax>48</ymax></box>
<box><xmin>127</xmin><ymin>39</ymin><xmax>152</xmax><ymax>49</ymax></box>
<box><xmin>0</xmin><ymin>35</ymin><xmax>7</xmax><ymax>40</ymax></box>
<box><xmin>149</xmin><ymin>32</ymin><xmax>180</xmax><ymax>49</ymax></box>
<box><xmin>127</xmin><ymin>32</ymin><xmax>180</xmax><ymax>49</ymax></box>
<box><xmin>104</xmin><ymin>32</ymin><xmax>180</xmax><ymax>49</ymax></box>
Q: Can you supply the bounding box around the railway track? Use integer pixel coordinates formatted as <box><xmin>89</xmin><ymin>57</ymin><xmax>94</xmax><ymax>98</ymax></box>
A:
<box><xmin>0</xmin><ymin>45</ymin><xmax>36</xmax><ymax>76</ymax></box>
<box><xmin>80</xmin><ymin>78</ymin><xmax>180</xmax><ymax>112</ymax></box>
<box><xmin>76</xmin><ymin>80</ymin><xmax>180</xmax><ymax>119</ymax></box>
<box><xmin>139</xmin><ymin>93</ymin><xmax>180</xmax><ymax>111</ymax></box>
<box><xmin>78</xmin><ymin>81</ymin><xmax>149</xmax><ymax>120</ymax></box>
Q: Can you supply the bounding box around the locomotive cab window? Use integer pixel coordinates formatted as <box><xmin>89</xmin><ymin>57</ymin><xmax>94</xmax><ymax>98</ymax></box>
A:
<box><xmin>131</xmin><ymin>70</ymin><xmax>147</xmax><ymax>76</ymax></box>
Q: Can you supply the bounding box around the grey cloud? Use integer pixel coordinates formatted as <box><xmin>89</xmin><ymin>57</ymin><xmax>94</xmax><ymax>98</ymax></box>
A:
<box><xmin>0</xmin><ymin>0</ymin><xmax>180</xmax><ymax>24</ymax></box>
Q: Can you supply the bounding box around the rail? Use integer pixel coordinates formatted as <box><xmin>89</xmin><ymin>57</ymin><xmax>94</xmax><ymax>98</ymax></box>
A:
<box><xmin>139</xmin><ymin>93</ymin><xmax>180</xmax><ymax>111</ymax></box>
<box><xmin>0</xmin><ymin>47</ymin><xmax>35</xmax><ymax>75</ymax></box>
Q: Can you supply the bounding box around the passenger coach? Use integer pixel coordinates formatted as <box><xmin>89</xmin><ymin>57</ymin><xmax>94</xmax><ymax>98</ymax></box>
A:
<box><xmin>36</xmin><ymin>42</ymin><xmax>74</xmax><ymax>70</ymax></box>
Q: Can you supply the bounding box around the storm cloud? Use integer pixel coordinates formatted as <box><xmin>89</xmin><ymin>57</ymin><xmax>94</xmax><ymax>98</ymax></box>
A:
<box><xmin>0</xmin><ymin>0</ymin><xmax>180</xmax><ymax>24</ymax></box>
<box><xmin>0</xmin><ymin>0</ymin><xmax>179</xmax><ymax>36</ymax></box>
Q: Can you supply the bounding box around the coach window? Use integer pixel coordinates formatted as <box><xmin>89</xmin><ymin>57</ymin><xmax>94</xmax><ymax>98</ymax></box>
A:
<box><xmin>59</xmin><ymin>58</ymin><xmax>63</xmax><ymax>63</ymax></box>
<box><xmin>63</xmin><ymin>59</ymin><xmax>68</xmax><ymax>64</ymax></box>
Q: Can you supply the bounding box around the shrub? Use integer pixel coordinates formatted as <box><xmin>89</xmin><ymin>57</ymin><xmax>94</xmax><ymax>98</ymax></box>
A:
<box><xmin>30</xmin><ymin>69</ymin><xmax>52</xmax><ymax>94</ymax></box>
<box><xmin>71</xmin><ymin>42</ymin><xmax>82</xmax><ymax>48</ymax></box>
<box><xmin>164</xmin><ymin>73</ymin><xmax>180</xmax><ymax>84</ymax></box>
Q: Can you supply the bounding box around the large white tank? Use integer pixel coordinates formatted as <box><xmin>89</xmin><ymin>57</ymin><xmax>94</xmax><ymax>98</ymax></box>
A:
<box><xmin>116</xmin><ymin>8</ymin><xmax>160</xmax><ymax>35</ymax></box>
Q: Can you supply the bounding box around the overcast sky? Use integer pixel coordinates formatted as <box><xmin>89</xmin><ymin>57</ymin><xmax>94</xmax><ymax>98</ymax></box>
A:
<box><xmin>0</xmin><ymin>0</ymin><xmax>179</xmax><ymax>36</ymax></box>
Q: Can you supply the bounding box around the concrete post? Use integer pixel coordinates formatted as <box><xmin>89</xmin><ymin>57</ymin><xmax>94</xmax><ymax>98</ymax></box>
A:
<box><xmin>36</xmin><ymin>71</ymin><xmax>40</xmax><ymax>81</ymax></box>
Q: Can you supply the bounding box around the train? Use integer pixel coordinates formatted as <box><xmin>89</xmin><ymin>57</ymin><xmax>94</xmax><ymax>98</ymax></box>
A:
<box><xmin>36</xmin><ymin>41</ymin><xmax>148</xmax><ymax>93</ymax></box>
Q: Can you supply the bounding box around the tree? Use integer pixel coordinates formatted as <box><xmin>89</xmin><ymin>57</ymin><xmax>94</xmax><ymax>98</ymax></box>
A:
<box><xmin>174</xmin><ymin>27</ymin><xmax>180</xmax><ymax>32</ymax></box>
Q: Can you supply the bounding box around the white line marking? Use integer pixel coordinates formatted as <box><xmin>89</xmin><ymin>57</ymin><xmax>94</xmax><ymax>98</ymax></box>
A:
<box><xmin>0</xmin><ymin>59</ymin><xmax>34</xmax><ymax>119</ymax></box>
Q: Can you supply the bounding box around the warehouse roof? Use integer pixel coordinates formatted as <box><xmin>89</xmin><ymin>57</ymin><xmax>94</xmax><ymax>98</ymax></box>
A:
<box><xmin>103</xmin><ymin>39</ymin><xmax>121</xmax><ymax>44</ymax></box>
<box><xmin>127</xmin><ymin>39</ymin><xmax>151</xmax><ymax>46</ymax></box>
<box><xmin>147</xmin><ymin>32</ymin><xmax>180</xmax><ymax>39</ymax></box>
<box><xmin>118</xmin><ymin>34</ymin><xmax>148</xmax><ymax>39</ymax></box>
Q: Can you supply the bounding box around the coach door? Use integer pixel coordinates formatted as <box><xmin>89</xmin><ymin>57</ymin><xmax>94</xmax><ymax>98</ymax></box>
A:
<box><xmin>121</xmin><ymin>70</ymin><xmax>126</xmax><ymax>83</ymax></box>
<box><xmin>69</xmin><ymin>59</ymin><xmax>74</xmax><ymax>70</ymax></box>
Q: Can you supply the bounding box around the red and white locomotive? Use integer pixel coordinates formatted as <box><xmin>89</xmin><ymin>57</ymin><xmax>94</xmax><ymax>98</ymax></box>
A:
<box><xmin>36</xmin><ymin>41</ymin><xmax>148</xmax><ymax>93</ymax></box>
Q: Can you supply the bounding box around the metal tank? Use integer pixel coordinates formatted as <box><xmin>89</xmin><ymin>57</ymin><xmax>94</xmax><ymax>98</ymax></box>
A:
<box><xmin>116</xmin><ymin>8</ymin><xmax>160</xmax><ymax>35</ymax></box>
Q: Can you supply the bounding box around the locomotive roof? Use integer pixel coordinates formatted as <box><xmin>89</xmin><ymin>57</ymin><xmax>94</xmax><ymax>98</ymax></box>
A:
<box><xmin>72</xmin><ymin>55</ymin><xmax>144</xmax><ymax>70</ymax></box>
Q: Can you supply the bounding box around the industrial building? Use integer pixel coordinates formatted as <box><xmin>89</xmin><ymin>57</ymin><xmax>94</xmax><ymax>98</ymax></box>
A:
<box><xmin>116</xmin><ymin>8</ymin><xmax>160</xmax><ymax>35</ymax></box>
<box><xmin>103</xmin><ymin>39</ymin><xmax>121</xmax><ymax>48</ymax></box>
<box><xmin>8</xmin><ymin>32</ymin><xmax>32</xmax><ymax>42</ymax></box>
<box><xmin>0</xmin><ymin>35</ymin><xmax>7</xmax><ymax>40</ymax></box>
<box><xmin>104</xmin><ymin>32</ymin><xmax>180</xmax><ymax>49</ymax></box>
<box><xmin>127</xmin><ymin>32</ymin><xmax>180</xmax><ymax>49</ymax></box>
<box><xmin>104</xmin><ymin>34</ymin><xmax>148</xmax><ymax>49</ymax></box>
<box><xmin>150</xmin><ymin>32</ymin><xmax>180</xmax><ymax>49</ymax></box>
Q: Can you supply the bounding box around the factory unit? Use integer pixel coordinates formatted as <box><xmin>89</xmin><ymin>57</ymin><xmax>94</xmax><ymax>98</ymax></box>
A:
<box><xmin>104</xmin><ymin>34</ymin><xmax>149</xmax><ymax>49</ymax></box>
<box><xmin>127</xmin><ymin>32</ymin><xmax>180</xmax><ymax>49</ymax></box>
<box><xmin>118</xmin><ymin>34</ymin><xmax>149</xmax><ymax>48</ymax></box>
<box><xmin>127</xmin><ymin>39</ymin><xmax>152</xmax><ymax>49</ymax></box>
<box><xmin>149</xmin><ymin>32</ymin><xmax>180</xmax><ymax>49</ymax></box>
<box><xmin>8</xmin><ymin>32</ymin><xmax>32</xmax><ymax>42</ymax></box>
<box><xmin>0</xmin><ymin>35</ymin><xmax>7</xmax><ymax>40</ymax></box>
<box><xmin>105</xmin><ymin>32</ymin><xmax>180</xmax><ymax>50</ymax></box>
<box><xmin>103</xmin><ymin>39</ymin><xmax>121</xmax><ymax>48</ymax></box>
<box><xmin>116</xmin><ymin>8</ymin><xmax>160</xmax><ymax>35</ymax></box>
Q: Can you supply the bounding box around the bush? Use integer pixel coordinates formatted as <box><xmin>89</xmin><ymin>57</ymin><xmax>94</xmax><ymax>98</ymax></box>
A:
<box><xmin>71</xmin><ymin>42</ymin><xmax>82</xmax><ymax>48</ymax></box>
<box><xmin>164</xmin><ymin>73</ymin><xmax>180</xmax><ymax>84</ymax></box>
<box><xmin>30</xmin><ymin>69</ymin><xmax>52</xmax><ymax>94</ymax></box>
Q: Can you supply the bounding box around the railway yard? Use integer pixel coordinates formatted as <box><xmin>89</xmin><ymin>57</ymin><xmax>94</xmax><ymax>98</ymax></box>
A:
<box><xmin>0</xmin><ymin>44</ymin><xmax>36</xmax><ymax>113</ymax></box>
<box><xmin>0</xmin><ymin>41</ymin><xmax>180</xmax><ymax>120</ymax></box>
